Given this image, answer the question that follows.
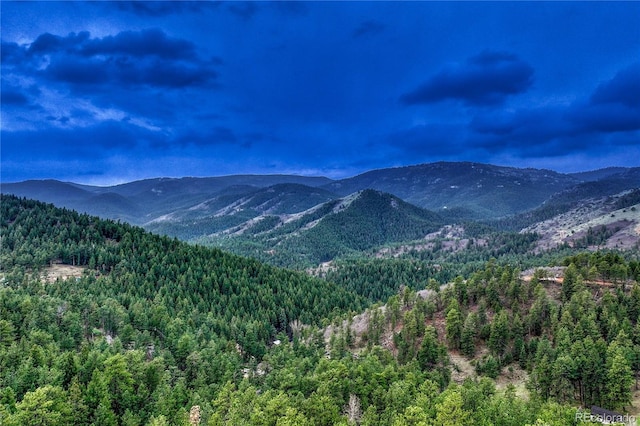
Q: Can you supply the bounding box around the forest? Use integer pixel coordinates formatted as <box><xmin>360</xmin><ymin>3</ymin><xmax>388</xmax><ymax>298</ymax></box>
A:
<box><xmin>1</xmin><ymin>194</ymin><xmax>640</xmax><ymax>425</ymax></box>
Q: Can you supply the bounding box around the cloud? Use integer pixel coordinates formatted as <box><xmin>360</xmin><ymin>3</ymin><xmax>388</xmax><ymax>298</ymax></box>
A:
<box><xmin>227</xmin><ymin>2</ymin><xmax>259</xmax><ymax>20</ymax></box>
<box><xmin>7</xmin><ymin>30</ymin><xmax>218</xmax><ymax>89</ymax></box>
<box><xmin>386</xmin><ymin>62</ymin><xmax>640</xmax><ymax>164</ymax></box>
<box><xmin>2</xmin><ymin>120</ymin><xmax>163</xmax><ymax>161</ymax></box>
<box><xmin>469</xmin><ymin>108</ymin><xmax>580</xmax><ymax>157</ymax></box>
<box><xmin>28</xmin><ymin>31</ymin><xmax>90</xmax><ymax>55</ymax></box>
<box><xmin>466</xmin><ymin>64</ymin><xmax>640</xmax><ymax>158</ymax></box>
<box><xmin>44</xmin><ymin>53</ymin><xmax>215</xmax><ymax>89</ymax></box>
<box><xmin>567</xmin><ymin>63</ymin><xmax>640</xmax><ymax>133</ymax></box>
<box><xmin>400</xmin><ymin>50</ymin><xmax>534</xmax><ymax>106</ymax></box>
<box><xmin>1</xmin><ymin>81</ymin><xmax>30</xmax><ymax>106</ymax></box>
<box><xmin>569</xmin><ymin>103</ymin><xmax>640</xmax><ymax>133</ymax></box>
<box><xmin>590</xmin><ymin>62</ymin><xmax>640</xmax><ymax>108</ymax></box>
<box><xmin>353</xmin><ymin>20</ymin><xmax>386</xmax><ymax>38</ymax></box>
<box><xmin>113</xmin><ymin>1</ymin><xmax>207</xmax><ymax>17</ymax></box>
<box><xmin>79</xmin><ymin>29</ymin><xmax>197</xmax><ymax>60</ymax></box>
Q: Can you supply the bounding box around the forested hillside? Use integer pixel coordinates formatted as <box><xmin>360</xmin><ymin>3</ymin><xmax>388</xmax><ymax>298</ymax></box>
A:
<box><xmin>4</xmin><ymin>164</ymin><xmax>638</xmax><ymax>272</ymax></box>
<box><xmin>0</xmin><ymin>195</ymin><xmax>364</xmax><ymax>425</ymax></box>
<box><xmin>2</xmin><ymin>195</ymin><xmax>640</xmax><ymax>425</ymax></box>
<box><xmin>205</xmin><ymin>190</ymin><xmax>444</xmax><ymax>268</ymax></box>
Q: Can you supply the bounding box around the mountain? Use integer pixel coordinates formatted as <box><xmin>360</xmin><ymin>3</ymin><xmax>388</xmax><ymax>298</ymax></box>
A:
<box><xmin>1</xmin><ymin>175</ymin><xmax>333</xmax><ymax>224</ymax></box>
<box><xmin>323</xmin><ymin>162</ymin><xmax>580</xmax><ymax>218</ymax></box>
<box><xmin>569</xmin><ymin>166</ymin><xmax>631</xmax><ymax>182</ymax></box>
<box><xmin>5</xmin><ymin>193</ymin><xmax>640</xmax><ymax>425</ymax></box>
<box><xmin>145</xmin><ymin>183</ymin><xmax>339</xmax><ymax>240</ymax></box>
<box><xmin>3</xmin><ymin>162</ymin><xmax>640</xmax><ymax>266</ymax></box>
<box><xmin>523</xmin><ymin>188</ymin><xmax>640</xmax><ymax>252</ymax></box>
<box><xmin>495</xmin><ymin>167</ymin><xmax>640</xmax><ymax>232</ymax></box>
<box><xmin>6</xmin><ymin>163</ymin><xmax>638</xmax><ymax>224</ymax></box>
<box><xmin>206</xmin><ymin>189</ymin><xmax>444</xmax><ymax>267</ymax></box>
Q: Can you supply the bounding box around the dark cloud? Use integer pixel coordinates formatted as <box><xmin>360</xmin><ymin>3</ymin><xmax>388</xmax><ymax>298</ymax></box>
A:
<box><xmin>590</xmin><ymin>63</ymin><xmax>640</xmax><ymax>108</ymax></box>
<box><xmin>46</xmin><ymin>56</ymin><xmax>109</xmax><ymax>85</ymax></box>
<box><xmin>1</xmin><ymin>41</ymin><xmax>28</xmax><ymax>66</ymax></box>
<box><xmin>227</xmin><ymin>2</ymin><xmax>258</xmax><ymax>20</ymax></box>
<box><xmin>113</xmin><ymin>1</ymin><xmax>209</xmax><ymax>17</ymax></box>
<box><xmin>353</xmin><ymin>20</ymin><xmax>386</xmax><ymax>38</ymax></box>
<box><xmin>569</xmin><ymin>103</ymin><xmax>640</xmax><ymax>133</ymax></box>
<box><xmin>80</xmin><ymin>29</ymin><xmax>197</xmax><ymax>60</ymax></box>
<box><xmin>466</xmin><ymin>63</ymin><xmax>640</xmax><ymax>158</ymax></box>
<box><xmin>569</xmin><ymin>63</ymin><xmax>640</xmax><ymax>133</ymax></box>
<box><xmin>469</xmin><ymin>108</ymin><xmax>578</xmax><ymax>156</ymax></box>
<box><xmin>1</xmin><ymin>81</ymin><xmax>30</xmax><ymax>106</ymax></box>
<box><xmin>401</xmin><ymin>50</ymin><xmax>534</xmax><ymax>106</ymax></box>
<box><xmin>14</xmin><ymin>29</ymin><xmax>218</xmax><ymax>89</ymax></box>
<box><xmin>28</xmin><ymin>31</ymin><xmax>90</xmax><ymax>55</ymax></box>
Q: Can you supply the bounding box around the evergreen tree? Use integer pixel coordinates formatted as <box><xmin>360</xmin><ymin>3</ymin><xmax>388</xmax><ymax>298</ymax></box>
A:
<box><xmin>489</xmin><ymin>310</ymin><xmax>510</xmax><ymax>359</ymax></box>
<box><xmin>460</xmin><ymin>312</ymin><xmax>477</xmax><ymax>358</ymax></box>
<box><xmin>445</xmin><ymin>303</ymin><xmax>463</xmax><ymax>350</ymax></box>
<box><xmin>605</xmin><ymin>344</ymin><xmax>633</xmax><ymax>411</ymax></box>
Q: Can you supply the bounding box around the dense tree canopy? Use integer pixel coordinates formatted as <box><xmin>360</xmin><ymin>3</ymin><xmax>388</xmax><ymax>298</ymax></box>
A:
<box><xmin>1</xmin><ymin>195</ymin><xmax>639</xmax><ymax>425</ymax></box>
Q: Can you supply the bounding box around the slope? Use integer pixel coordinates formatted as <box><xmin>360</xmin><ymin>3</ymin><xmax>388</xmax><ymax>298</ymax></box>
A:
<box><xmin>323</xmin><ymin>161</ymin><xmax>579</xmax><ymax>219</ymax></box>
<box><xmin>495</xmin><ymin>167</ymin><xmax>640</xmax><ymax>232</ymax></box>
<box><xmin>1</xmin><ymin>175</ymin><xmax>334</xmax><ymax>225</ymax></box>
<box><xmin>144</xmin><ymin>183</ymin><xmax>339</xmax><ymax>240</ymax></box>
<box><xmin>209</xmin><ymin>189</ymin><xmax>444</xmax><ymax>267</ymax></box>
<box><xmin>0</xmin><ymin>195</ymin><xmax>365</xmax><ymax>357</ymax></box>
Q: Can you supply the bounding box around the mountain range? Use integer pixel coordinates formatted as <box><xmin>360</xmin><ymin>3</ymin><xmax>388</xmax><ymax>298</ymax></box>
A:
<box><xmin>3</xmin><ymin>161</ymin><xmax>639</xmax><ymax>266</ymax></box>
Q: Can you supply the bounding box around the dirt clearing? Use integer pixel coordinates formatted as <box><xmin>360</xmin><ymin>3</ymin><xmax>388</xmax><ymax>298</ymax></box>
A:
<box><xmin>41</xmin><ymin>263</ymin><xmax>86</xmax><ymax>283</ymax></box>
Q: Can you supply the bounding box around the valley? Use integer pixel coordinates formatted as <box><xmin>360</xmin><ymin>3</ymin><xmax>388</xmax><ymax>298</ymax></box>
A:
<box><xmin>4</xmin><ymin>162</ymin><xmax>639</xmax><ymax>270</ymax></box>
<box><xmin>1</xmin><ymin>161</ymin><xmax>640</xmax><ymax>425</ymax></box>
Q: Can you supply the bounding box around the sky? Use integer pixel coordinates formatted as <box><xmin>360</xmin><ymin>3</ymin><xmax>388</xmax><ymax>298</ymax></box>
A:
<box><xmin>1</xmin><ymin>1</ymin><xmax>639</xmax><ymax>185</ymax></box>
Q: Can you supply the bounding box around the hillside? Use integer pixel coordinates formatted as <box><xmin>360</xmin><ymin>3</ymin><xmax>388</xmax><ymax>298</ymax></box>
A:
<box><xmin>0</xmin><ymin>195</ymin><xmax>371</xmax><ymax>423</ymax></box>
<box><xmin>206</xmin><ymin>189</ymin><xmax>444</xmax><ymax>267</ymax></box>
<box><xmin>323</xmin><ymin>162</ymin><xmax>581</xmax><ymax>218</ymax></box>
<box><xmin>321</xmin><ymin>253</ymin><xmax>640</xmax><ymax>417</ymax></box>
<box><xmin>6</xmin><ymin>163</ymin><xmax>638</xmax><ymax>228</ymax></box>
<box><xmin>4</xmin><ymin>195</ymin><xmax>640</xmax><ymax>424</ymax></box>
<box><xmin>496</xmin><ymin>169</ymin><xmax>640</xmax><ymax>232</ymax></box>
<box><xmin>3</xmin><ymin>162</ymin><xmax>639</xmax><ymax>270</ymax></box>
<box><xmin>523</xmin><ymin>189</ymin><xmax>640</xmax><ymax>252</ymax></box>
<box><xmin>145</xmin><ymin>183</ymin><xmax>339</xmax><ymax>239</ymax></box>
<box><xmin>1</xmin><ymin>175</ymin><xmax>333</xmax><ymax>224</ymax></box>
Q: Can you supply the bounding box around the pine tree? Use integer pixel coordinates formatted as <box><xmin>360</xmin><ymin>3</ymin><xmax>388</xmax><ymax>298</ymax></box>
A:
<box><xmin>446</xmin><ymin>304</ymin><xmax>463</xmax><ymax>350</ymax></box>
<box><xmin>562</xmin><ymin>263</ymin><xmax>579</xmax><ymax>302</ymax></box>
<box><xmin>434</xmin><ymin>390</ymin><xmax>471</xmax><ymax>426</ymax></box>
<box><xmin>489</xmin><ymin>310</ymin><xmax>510</xmax><ymax>359</ymax></box>
<box><xmin>461</xmin><ymin>312</ymin><xmax>477</xmax><ymax>358</ymax></box>
<box><xmin>605</xmin><ymin>345</ymin><xmax>633</xmax><ymax>411</ymax></box>
<box><xmin>418</xmin><ymin>326</ymin><xmax>441</xmax><ymax>370</ymax></box>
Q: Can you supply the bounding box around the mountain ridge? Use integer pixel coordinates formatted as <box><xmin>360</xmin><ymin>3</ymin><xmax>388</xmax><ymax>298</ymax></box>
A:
<box><xmin>3</xmin><ymin>162</ymin><xmax>639</xmax><ymax>266</ymax></box>
<box><xmin>6</xmin><ymin>162</ymin><xmax>635</xmax><ymax>223</ymax></box>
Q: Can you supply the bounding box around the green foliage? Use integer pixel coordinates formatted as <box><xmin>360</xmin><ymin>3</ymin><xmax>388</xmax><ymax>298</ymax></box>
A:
<box><xmin>460</xmin><ymin>312</ymin><xmax>477</xmax><ymax>358</ymax></box>
<box><xmin>0</xmin><ymin>196</ymin><xmax>367</xmax><ymax>425</ymax></box>
<box><xmin>3</xmin><ymin>195</ymin><xmax>640</xmax><ymax>424</ymax></box>
<box><xmin>489</xmin><ymin>311</ymin><xmax>510</xmax><ymax>358</ymax></box>
<box><xmin>445</xmin><ymin>301</ymin><xmax>463</xmax><ymax>350</ymax></box>
<box><xmin>605</xmin><ymin>343</ymin><xmax>634</xmax><ymax>411</ymax></box>
<box><xmin>323</xmin><ymin>259</ymin><xmax>446</xmax><ymax>302</ymax></box>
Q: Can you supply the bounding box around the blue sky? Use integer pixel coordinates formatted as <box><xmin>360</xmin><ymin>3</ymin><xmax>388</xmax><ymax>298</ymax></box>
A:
<box><xmin>2</xmin><ymin>1</ymin><xmax>639</xmax><ymax>185</ymax></box>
